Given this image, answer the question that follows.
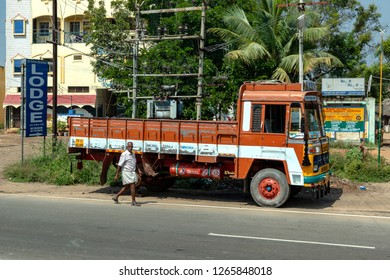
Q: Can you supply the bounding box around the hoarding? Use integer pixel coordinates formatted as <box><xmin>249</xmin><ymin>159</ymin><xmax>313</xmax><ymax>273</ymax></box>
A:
<box><xmin>23</xmin><ymin>59</ymin><xmax>49</xmax><ymax>137</ymax></box>
<box><xmin>323</xmin><ymin>106</ymin><xmax>365</xmax><ymax>132</ymax></box>
<box><xmin>322</xmin><ymin>78</ymin><xmax>365</xmax><ymax>96</ymax></box>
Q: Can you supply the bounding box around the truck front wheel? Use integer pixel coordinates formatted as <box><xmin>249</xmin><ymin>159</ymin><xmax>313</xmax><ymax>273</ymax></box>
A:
<box><xmin>250</xmin><ymin>168</ymin><xmax>290</xmax><ymax>207</ymax></box>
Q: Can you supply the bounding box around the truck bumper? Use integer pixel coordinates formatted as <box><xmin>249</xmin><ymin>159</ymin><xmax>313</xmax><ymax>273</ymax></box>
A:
<box><xmin>302</xmin><ymin>171</ymin><xmax>331</xmax><ymax>198</ymax></box>
<box><xmin>304</xmin><ymin>171</ymin><xmax>331</xmax><ymax>185</ymax></box>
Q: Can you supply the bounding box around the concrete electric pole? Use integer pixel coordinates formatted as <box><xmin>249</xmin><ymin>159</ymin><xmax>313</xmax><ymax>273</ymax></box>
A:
<box><xmin>278</xmin><ymin>1</ymin><xmax>329</xmax><ymax>90</ymax></box>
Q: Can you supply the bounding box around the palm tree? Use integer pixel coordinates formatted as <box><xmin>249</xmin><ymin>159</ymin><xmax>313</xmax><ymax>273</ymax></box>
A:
<box><xmin>208</xmin><ymin>0</ymin><xmax>342</xmax><ymax>82</ymax></box>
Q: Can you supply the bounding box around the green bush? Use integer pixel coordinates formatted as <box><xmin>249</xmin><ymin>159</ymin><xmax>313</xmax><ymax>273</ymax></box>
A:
<box><xmin>345</xmin><ymin>147</ymin><xmax>363</xmax><ymax>162</ymax></box>
<box><xmin>3</xmin><ymin>140</ymin><xmax>112</xmax><ymax>186</ymax></box>
<box><xmin>329</xmin><ymin>141</ymin><xmax>357</xmax><ymax>149</ymax></box>
<box><xmin>330</xmin><ymin>147</ymin><xmax>390</xmax><ymax>182</ymax></box>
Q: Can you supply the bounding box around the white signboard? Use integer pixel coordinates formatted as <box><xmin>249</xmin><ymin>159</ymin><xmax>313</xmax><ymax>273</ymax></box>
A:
<box><xmin>322</xmin><ymin>78</ymin><xmax>365</xmax><ymax>96</ymax></box>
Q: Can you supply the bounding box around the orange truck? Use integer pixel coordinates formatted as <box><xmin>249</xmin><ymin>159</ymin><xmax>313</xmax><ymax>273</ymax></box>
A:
<box><xmin>68</xmin><ymin>81</ymin><xmax>330</xmax><ymax>207</ymax></box>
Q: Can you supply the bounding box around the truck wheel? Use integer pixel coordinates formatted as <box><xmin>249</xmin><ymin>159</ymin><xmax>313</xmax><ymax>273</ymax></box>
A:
<box><xmin>145</xmin><ymin>173</ymin><xmax>176</xmax><ymax>192</ymax></box>
<box><xmin>250</xmin><ymin>168</ymin><xmax>291</xmax><ymax>207</ymax></box>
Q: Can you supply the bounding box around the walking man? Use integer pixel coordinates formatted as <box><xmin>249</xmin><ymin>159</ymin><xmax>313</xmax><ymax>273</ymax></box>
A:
<box><xmin>112</xmin><ymin>141</ymin><xmax>141</xmax><ymax>206</ymax></box>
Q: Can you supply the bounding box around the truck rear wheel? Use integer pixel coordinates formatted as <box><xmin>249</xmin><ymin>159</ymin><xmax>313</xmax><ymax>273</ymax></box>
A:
<box><xmin>144</xmin><ymin>173</ymin><xmax>176</xmax><ymax>192</ymax></box>
<box><xmin>250</xmin><ymin>168</ymin><xmax>290</xmax><ymax>207</ymax></box>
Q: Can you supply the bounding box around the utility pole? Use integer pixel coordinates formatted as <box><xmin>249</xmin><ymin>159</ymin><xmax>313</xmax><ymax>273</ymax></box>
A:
<box><xmin>196</xmin><ymin>0</ymin><xmax>206</xmax><ymax>120</ymax></box>
<box><xmin>278</xmin><ymin>1</ymin><xmax>329</xmax><ymax>90</ymax></box>
<box><xmin>130</xmin><ymin>2</ymin><xmax>207</xmax><ymax>119</ymax></box>
<box><xmin>298</xmin><ymin>4</ymin><xmax>304</xmax><ymax>90</ymax></box>
<box><xmin>132</xmin><ymin>3</ymin><xmax>140</xmax><ymax>119</ymax></box>
<box><xmin>378</xmin><ymin>29</ymin><xmax>385</xmax><ymax>167</ymax></box>
<box><xmin>52</xmin><ymin>0</ymin><xmax>58</xmax><ymax>143</ymax></box>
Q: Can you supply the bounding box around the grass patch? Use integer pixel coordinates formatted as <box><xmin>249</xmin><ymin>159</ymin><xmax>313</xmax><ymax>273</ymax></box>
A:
<box><xmin>3</xmin><ymin>140</ymin><xmax>116</xmax><ymax>186</ymax></box>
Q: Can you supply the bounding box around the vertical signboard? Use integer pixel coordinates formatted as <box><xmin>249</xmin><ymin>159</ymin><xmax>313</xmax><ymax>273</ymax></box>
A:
<box><xmin>23</xmin><ymin>59</ymin><xmax>48</xmax><ymax>137</ymax></box>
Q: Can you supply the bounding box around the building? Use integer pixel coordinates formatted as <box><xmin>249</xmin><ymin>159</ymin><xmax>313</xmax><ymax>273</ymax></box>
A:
<box><xmin>0</xmin><ymin>67</ymin><xmax>5</xmax><ymax>128</ymax></box>
<box><xmin>3</xmin><ymin>0</ymin><xmax>114</xmax><ymax>129</ymax></box>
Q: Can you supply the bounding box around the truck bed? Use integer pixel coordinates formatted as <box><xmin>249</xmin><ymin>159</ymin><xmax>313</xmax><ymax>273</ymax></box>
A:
<box><xmin>68</xmin><ymin>117</ymin><xmax>239</xmax><ymax>158</ymax></box>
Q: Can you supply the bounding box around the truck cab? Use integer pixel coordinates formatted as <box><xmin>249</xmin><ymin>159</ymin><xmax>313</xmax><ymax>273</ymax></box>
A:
<box><xmin>236</xmin><ymin>82</ymin><xmax>330</xmax><ymax>207</ymax></box>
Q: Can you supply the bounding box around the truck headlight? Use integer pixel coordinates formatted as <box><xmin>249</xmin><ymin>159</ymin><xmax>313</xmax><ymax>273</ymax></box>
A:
<box><xmin>308</xmin><ymin>145</ymin><xmax>321</xmax><ymax>154</ymax></box>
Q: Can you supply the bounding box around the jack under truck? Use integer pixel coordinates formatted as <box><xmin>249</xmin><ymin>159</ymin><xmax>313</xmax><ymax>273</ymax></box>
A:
<box><xmin>68</xmin><ymin>81</ymin><xmax>331</xmax><ymax>207</ymax></box>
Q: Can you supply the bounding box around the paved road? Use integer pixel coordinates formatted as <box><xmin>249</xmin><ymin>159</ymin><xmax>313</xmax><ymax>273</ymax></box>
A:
<box><xmin>0</xmin><ymin>194</ymin><xmax>389</xmax><ymax>260</ymax></box>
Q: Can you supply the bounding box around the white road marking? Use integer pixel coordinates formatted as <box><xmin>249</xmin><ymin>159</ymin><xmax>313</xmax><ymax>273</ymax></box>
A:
<box><xmin>208</xmin><ymin>233</ymin><xmax>376</xmax><ymax>250</ymax></box>
<box><xmin>148</xmin><ymin>202</ymin><xmax>390</xmax><ymax>220</ymax></box>
<box><xmin>1</xmin><ymin>193</ymin><xmax>390</xmax><ymax>220</ymax></box>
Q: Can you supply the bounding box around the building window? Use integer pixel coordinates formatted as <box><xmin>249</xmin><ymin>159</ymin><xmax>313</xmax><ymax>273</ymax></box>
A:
<box><xmin>13</xmin><ymin>19</ymin><xmax>26</xmax><ymax>36</ymax></box>
<box><xmin>13</xmin><ymin>59</ymin><xmax>22</xmax><ymax>74</ymax></box>
<box><xmin>68</xmin><ymin>86</ymin><xmax>89</xmax><ymax>93</ymax></box>
<box><xmin>73</xmin><ymin>55</ymin><xmax>82</xmax><ymax>61</ymax></box>
<box><xmin>65</xmin><ymin>21</ymin><xmax>85</xmax><ymax>43</ymax></box>
<box><xmin>70</xmin><ymin>22</ymin><xmax>81</xmax><ymax>34</ymax></box>
<box><xmin>39</xmin><ymin>22</ymin><xmax>50</xmax><ymax>36</ymax></box>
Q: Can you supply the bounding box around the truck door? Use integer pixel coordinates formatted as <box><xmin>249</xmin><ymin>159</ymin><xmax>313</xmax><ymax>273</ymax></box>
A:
<box><xmin>263</xmin><ymin>104</ymin><xmax>287</xmax><ymax>147</ymax></box>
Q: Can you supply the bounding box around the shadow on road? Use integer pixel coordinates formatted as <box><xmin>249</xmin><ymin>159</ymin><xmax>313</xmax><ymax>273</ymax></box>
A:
<box><xmin>91</xmin><ymin>184</ymin><xmax>343</xmax><ymax>210</ymax></box>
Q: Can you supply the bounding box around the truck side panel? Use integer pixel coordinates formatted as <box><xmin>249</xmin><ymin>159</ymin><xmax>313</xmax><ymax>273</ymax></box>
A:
<box><xmin>68</xmin><ymin>117</ymin><xmax>239</xmax><ymax>159</ymax></box>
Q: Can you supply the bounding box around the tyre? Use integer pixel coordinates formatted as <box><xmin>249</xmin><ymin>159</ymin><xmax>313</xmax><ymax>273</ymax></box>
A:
<box><xmin>250</xmin><ymin>168</ymin><xmax>291</xmax><ymax>207</ymax></box>
<box><xmin>144</xmin><ymin>173</ymin><xmax>176</xmax><ymax>192</ymax></box>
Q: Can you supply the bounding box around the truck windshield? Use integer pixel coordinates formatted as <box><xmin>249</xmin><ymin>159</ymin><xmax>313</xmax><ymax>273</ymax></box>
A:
<box><xmin>305</xmin><ymin>103</ymin><xmax>324</xmax><ymax>139</ymax></box>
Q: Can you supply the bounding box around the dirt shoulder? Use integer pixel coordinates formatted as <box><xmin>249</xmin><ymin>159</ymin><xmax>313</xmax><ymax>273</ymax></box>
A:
<box><xmin>0</xmin><ymin>131</ymin><xmax>389</xmax><ymax>216</ymax></box>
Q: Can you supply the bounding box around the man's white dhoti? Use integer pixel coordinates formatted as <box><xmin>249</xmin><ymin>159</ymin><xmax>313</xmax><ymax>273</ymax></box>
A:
<box><xmin>122</xmin><ymin>171</ymin><xmax>138</xmax><ymax>185</ymax></box>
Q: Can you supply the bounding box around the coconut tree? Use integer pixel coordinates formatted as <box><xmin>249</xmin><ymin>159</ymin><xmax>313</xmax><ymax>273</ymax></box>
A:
<box><xmin>208</xmin><ymin>0</ymin><xmax>342</xmax><ymax>82</ymax></box>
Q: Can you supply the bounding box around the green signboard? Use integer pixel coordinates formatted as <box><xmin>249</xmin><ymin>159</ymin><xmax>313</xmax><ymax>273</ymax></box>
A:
<box><xmin>324</xmin><ymin>120</ymin><xmax>365</xmax><ymax>132</ymax></box>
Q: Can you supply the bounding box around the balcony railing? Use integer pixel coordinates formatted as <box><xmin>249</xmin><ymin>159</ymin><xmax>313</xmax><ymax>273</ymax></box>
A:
<box><xmin>64</xmin><ymin>31</ymin><xmax>87</xmax><ymax>43</ymax></box>
<box><xmin>33</xmin><ymin>32</ymin><xmax>55</xmax><ymax>44</ymax></box>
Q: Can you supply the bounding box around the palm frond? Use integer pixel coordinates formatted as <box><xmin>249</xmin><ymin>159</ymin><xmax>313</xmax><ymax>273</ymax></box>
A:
<box><xmin>271</xmin><ymin>67</ymin><xmax>292</xmax><ymax>83</ymax></box>
<box><xmin>279</xmin><ymin>54</ymin><xmax>299</xmax><ymax>73</ymax></box>
<box><xmin>304</xmin><ymin>26</ymin><xmax>329</xmax><ymax>42</ymax></box>
<box><xmin>226</xmin><ymin>42</ymin><xmax>270</xmax><ymax>64</ymax></box>
<box><xmin>208</xmin><ymin>27</ymin><xmax>241</xmax><ymax>43</ymax></box>
<box><xmin>222</xmin><ymin>6</ymin><xmax>263</xmax><ymax>43</ymax></box>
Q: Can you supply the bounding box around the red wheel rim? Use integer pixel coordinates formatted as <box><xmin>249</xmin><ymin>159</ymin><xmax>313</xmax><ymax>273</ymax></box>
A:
<box><xmin>258</xmin><ymin>177</ymin><xmax>280</xmax><ymax>199</ymax></box>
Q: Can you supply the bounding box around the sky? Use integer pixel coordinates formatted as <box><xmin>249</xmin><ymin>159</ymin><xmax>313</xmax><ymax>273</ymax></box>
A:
<box><xmin>0</xmin><ymin>0</ymin><xmax>5</xmax><ymax>67</ymax></box>
<box><xmin>360</xmin><ymin>0</ymin><xmax>390</xmax><ymax>65</ymax></box>
<box><xmin>0</xmin><ymin>1</ymin><xmax>389</xmax><ymax>67</ymax></box>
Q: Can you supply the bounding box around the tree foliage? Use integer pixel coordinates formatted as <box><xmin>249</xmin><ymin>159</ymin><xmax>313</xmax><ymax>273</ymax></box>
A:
<box><xmin>208</xmin><ymin>0</ymin><xmax>343</xmax><ymax>83</ymax></box>
<box><xmin>84</xmin><ymin>0</ymin><xmax>387</xmax><ymax>118</ymax></box>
